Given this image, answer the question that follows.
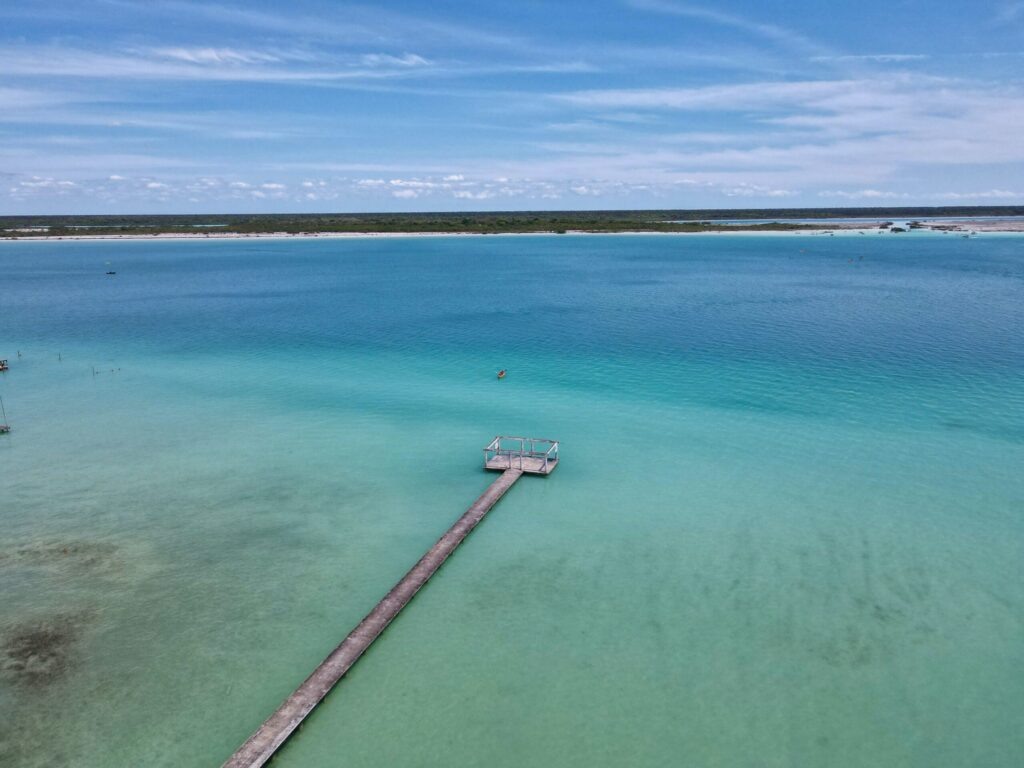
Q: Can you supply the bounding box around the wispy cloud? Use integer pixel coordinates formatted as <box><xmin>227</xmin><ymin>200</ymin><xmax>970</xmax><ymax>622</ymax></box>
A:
<box><xmin>811</xmin><ymin>53</ymin><xmax>930</xmax><ymax>63</ymax></box>
<box><xmin>100</xmin><ymin>0</ymin><xmax>531</xmax><ymax>53</ymax></box>
<box><xmin>625</xmin><ymin>0</ymin><xmax>832</xmax><ymax>58</ymax></box>
<box><xmin>0</xmin><ymin>85</ymin><xmax>101</xmax><ymax>111</ymax></box>
<box><xmin>0</xmin><ymin>45</ymin><xmax>438</xmax><ymax>83</ymax></box>
<box><xmin>819</xmin><ymin>188</ymin><xmax>1024</xmax><ymax>201</ymax></box>
<box><xmin>819</xmin><ymin>189</ymin><xmax>909</xmax><ymax>200</ymax></box>
<box><xmin>8</xmin><ymin>165</ymin><xmax>1023</xmax><ymax>210</ymax></box>
<box><xmin>510</xmin><ymin>72</ymin><xmax>1024</xmax><ymax>196</ymax></box>
<box><xmin>147</xmin><ymin>47</ymin><xmax>285</xmax><ymax>65</ymax></box>
<box><xmin>3</xmin><ymin>0</ymin><xmax>1023</xmax><ymax>212</ymax></box>
<box><xmin>933</xmin><ymin>189</ymin><xmax>1023</xmax><ymax>199</ymax></box>
<box><xmin>360</xmin><ymin>53</ymin><xmax>431</xmax><ymax>68</ymax></box>
<box><xmin>722</xmin><ymin>183</ymin><xmax>796</xmax><ymax>198</ymax></box>
<box><xmin>559</xmin><ymin>80</ymin><xmax>862</xmax><ymax>111</ymax></box>
<box><xmin>994</xmin><ymin>2</ymin><xmax>1024</xmax><ymax>23</ymax></box>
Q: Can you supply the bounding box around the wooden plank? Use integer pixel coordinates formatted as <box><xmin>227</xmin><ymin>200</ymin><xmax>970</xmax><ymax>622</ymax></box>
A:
<box><xmin>484</xmin><ymin>455</ymin><xmax>558</xmax><ymax>475</ymax></box>
<box><xmin>222</xmin><ymin>467</ymin><xmax>525</xmax><ymax>768</ymax></box>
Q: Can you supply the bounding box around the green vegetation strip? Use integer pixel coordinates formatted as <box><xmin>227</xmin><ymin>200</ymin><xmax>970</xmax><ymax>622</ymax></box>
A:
<box><xmin>2</xmin><ymin>206</ymin><xmax>1021</xmax><ymax>237</ymax></box>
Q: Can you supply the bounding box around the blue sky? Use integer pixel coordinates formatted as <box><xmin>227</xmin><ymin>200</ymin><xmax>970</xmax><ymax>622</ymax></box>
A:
<box><xmin>2</xmin><ymin>0</ymin><xmax>1024</xmax><ymax>213</ymax></box>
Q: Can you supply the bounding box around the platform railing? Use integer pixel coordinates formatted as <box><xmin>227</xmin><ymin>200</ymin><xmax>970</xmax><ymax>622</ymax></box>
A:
<box><xmin>483</xmin><ymin>436</ymin><xmax>559</xmax><ymax>472</ymax></box>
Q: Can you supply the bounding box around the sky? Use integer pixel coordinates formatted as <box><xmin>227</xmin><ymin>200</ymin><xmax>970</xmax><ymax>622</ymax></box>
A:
<box><xmin>2</xmin><ymin>0</ymin><xmax>1024</xmax><ymax>214</ymax></box>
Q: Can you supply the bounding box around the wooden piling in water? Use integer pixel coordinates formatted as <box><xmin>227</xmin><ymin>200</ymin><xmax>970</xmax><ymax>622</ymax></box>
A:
<box><xmin>222</xmin><ymin>467</ymin><xmax>525</xmax><ymax>768</ymax></box>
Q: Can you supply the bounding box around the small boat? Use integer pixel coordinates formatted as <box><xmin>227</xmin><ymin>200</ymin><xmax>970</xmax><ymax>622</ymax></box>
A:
<box><xmin>497</xmin><ymin>369</ymin><xmax>507</xmax><ymax>379</ymax></box>
<box><xmin>106</xmin><ymin>271</ymin><xmax>117</xmax><ymax>275</ymax></box>
<box><xmin>0</xmin><ymin>359</ymin><xmax>8</xmax><ymax>372</ymax></box>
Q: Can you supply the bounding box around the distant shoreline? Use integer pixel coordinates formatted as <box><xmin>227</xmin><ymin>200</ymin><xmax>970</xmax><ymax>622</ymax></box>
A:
<box><xmin>6</xmin><ymin>228</ymin><xmax>828</xmax><ymax>242</ymax></box>
<box><xmin>4</xmin><ymin>220</ymin><xmax>1024</xmax><ymax>242</ymax></box>
<box><xmin>4</xmin><ymin>206</ymin><xmax>1024</xmax><ymax>241</ymax></box>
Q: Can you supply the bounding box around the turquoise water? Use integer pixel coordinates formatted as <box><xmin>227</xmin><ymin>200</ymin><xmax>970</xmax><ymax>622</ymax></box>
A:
<box><xmin>1</xmin><ymin>234</ymin><xmax>1022</xmax><ymax>767</ymax></box>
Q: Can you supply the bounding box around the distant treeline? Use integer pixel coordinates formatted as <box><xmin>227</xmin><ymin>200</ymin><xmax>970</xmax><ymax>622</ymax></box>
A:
<box><xmin>2</xmin><ymin>206</ymin><xmax>1022</xmax><ymax>236</ymax></box>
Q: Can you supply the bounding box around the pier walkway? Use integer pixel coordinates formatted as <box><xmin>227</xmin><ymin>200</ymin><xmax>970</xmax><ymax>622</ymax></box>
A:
<box><xmin>223</xmin><ymin>437</ymin><xmax>557</xmax><ymax>768</ymax></box>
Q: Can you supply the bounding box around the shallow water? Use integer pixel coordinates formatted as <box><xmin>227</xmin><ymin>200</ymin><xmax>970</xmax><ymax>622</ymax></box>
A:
<box><xmin>1</xmin><ymin>234</ymin><xmax>1022</xmax><ymax>767</ymax></box>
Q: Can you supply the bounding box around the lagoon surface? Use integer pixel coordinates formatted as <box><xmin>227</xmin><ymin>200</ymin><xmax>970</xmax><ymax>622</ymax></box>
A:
<box><xmin>1</xmin><ymin>234</ymin><xmax>1022</xmax><ymax>767</ymax></box>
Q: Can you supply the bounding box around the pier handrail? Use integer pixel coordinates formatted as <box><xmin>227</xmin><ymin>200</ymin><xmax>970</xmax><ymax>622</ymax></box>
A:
<box><xmin>544</xmin><ymin>440</ymin><xmax>558</xmax><ymax>472</ymax></box>
<box><xmin>484</xmin><ymin>436</ymin><xmax>558</xmax><ymax>461</ymax></box>
<box><xmin>483</xmin><ymin>436</ymin><xmax>559</xmax><ymax>475</ymax></box>
<box><xmin>486</xmin><ymin>435</ymin><xmax>559</xmax><ymax>447</ymax></box>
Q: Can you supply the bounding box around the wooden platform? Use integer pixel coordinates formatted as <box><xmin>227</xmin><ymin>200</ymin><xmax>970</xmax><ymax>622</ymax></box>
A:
<box><xmin>485</xmin><ymin>454</ymin><xmax>558</xmax><ymax>475</ymax></box>
<box><xmin>222</xmin><ymin>467</ymin><xmax>527</xmax><ymax>768</ymax></box>
<box><xmin>483</xmin><ymin>436</ymin><xmax>559</xmax><ymax>476</ymax></box>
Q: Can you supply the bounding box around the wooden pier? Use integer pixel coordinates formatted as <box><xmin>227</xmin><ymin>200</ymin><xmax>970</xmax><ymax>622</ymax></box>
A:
<box><xmin>222</xmin><ymin>437</ymin><xmax>557</xmax><ymax>768</ymax></box>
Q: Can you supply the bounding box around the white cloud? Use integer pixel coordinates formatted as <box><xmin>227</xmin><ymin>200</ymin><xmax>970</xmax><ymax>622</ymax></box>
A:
<box><xmin>389</xmin><ymin>178</ymin><xmax>439</xmax><ymax>188</ymax></box>
<box><xmin>548</xmin><ymin>75</ymin><xmax>1024</xmax><ymax>191</ymax></box>
<box><xmin>933</xmin><ymin>189</ymin><xmax>1023</xmax><ymax>200</ymax></box>
<box><xmin>392</xmin><ymin>189</ymin><xmax>419</xmax><ymax>198</ymax></box>
<box><xmin>124</xmin><ymin>0</ymin><xmax>524</xmax><ymax>54</ymax></box>
<box><xmin>995</xmin><ymin>2</ymin><xmax>1024</xmax><ymax>23</ymax></box>
<box><xmin>722</xmin><ymin>183</ymin><xmax>795</xmax><ymax>197</ymax></box>
<box><xmin>819</xmin><ymin>189</ymin><xmax>908</xmax><ymax>199</ymax></box>
<box><xmin>0</xmin><ymin>45</ymin><xmax>440</xmax><ymax>84</ymax></box>
<box><xmin>261</xmin><ymin>182</ymin><xmax>286</xmax><ymax>189</ymax></box>
<box><xmin>148</xmin><ymin>47</ymin><xmax>282</xmax><ymax>65</ymax></box>
<box><xmin>0</xmin><ymin>86</ymin><xmax>87</xmax><ymax>111</ymax></box>
<box><xmin>560</xmin><ymin>79</ymin><xmax>867</xmax><ymax>111</ymax></box>
<box><xmin>360</xmin><ymin>53</ymin><xmax>430</xmax><ymax>67</ymax></box>
<box><xmin>820</xmin><ymin>188</ymin><xmax>1020</xmax><ymax>201</ymax></box>
<box><xmin>626</xmin><ymin>0</ymin><xmax>830</xmax><ymax>58</ymax></box>
<box><xmin>19</xmin><ymin>177</ymin><xmax>65</xmax><ymax>188</ymax></box>
<box><xmin>811</xmin><ymin>53</ymin><xmax>929</xmax><ymax>63</ymax></box>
